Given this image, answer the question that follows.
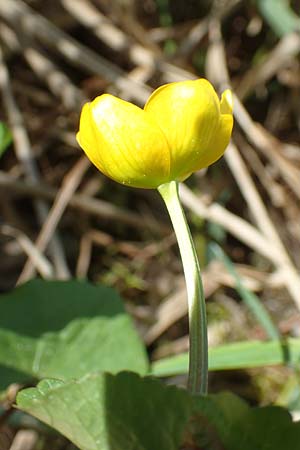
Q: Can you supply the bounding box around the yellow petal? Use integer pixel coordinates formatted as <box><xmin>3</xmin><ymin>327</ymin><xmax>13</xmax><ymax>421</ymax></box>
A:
<box><xmin>194</xmin><ymin>89</ymin><xmax>233</xmax><ymax>172</ymax></box>
<box><xmin>220</xmin><ymin>89</ymin><xmax>233</xmax><ymax>114</ymax></box>
<box><xmin>76</xmin><ymin>102</ymin><xmax>105</xmax><ymax>173</ymax></box>
<box><xmin>145</xmin><ymin>79</ymin><xmax>231</xmax><ymax>180</ymax></box>
<box><xmin>192</xmin><ymin>113</ymin><xmax>233</xmax><ymax>173</ymax></box>
<box><xmin>77</xmin><ymin>94</ymin><xmax>170</xmax><ymax>188</ymax></box>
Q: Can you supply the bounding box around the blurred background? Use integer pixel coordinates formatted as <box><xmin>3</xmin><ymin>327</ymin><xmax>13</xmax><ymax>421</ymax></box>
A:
<box><xmin>0</xmin><ymin>0</ymin><xmax>300</xmax><ymax>407</ymax></box>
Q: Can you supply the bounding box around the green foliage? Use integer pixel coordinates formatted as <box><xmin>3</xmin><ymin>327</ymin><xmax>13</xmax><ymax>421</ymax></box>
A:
<box><xmin>151</xmin><ymin>338</ymin><xmax>300</xmax><ymax>376</ymax></box>
<box><xmin>0</xmin><ymin>121</ymin><xmax>12</xmax><ymax>156</ymax></box>
<box><xmin>256</xmin><ymin>0</ymin><xmax>300</xmax><ymax>36</ymax></box>
<box><xmin>1</xmin><ymin>279</ymin><xmax>299</xmax><ymax>449</ymax></box>
<box><xmin>190</xmin><ymin>392</ymin><xmax>300</xmax><ymax>450</ymax></box>
<box><xmin>17</xmin><ymin>373</ymin><xmax>300</xmax><ymax>450</ymax></box>
<box><xmin>0</xmin><ymin>280</ymin><xmax>148</xmax><ymax>389</ymax></box>
<box><xmin>17</xmin><ymin>372</ymin><xmax>192</xmax><ymax>450</ymax></box>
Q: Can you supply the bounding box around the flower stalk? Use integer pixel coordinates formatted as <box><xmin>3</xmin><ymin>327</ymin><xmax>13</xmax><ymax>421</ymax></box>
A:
<box><xmin>158</xmin><ymin>180</ymin><xmax>208</xmax><ymax>395</ymax></box>
<box><xmin>76</xmin><ymin>78</ymin><xmax>233</xmax><ymax>396</ymax></box>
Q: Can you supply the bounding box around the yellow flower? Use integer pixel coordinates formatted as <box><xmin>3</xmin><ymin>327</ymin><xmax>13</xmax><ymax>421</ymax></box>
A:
<box><xmin>77</xmin><ymin>79</ymin><xmax>233</xmax><ymax>188</ymax></box>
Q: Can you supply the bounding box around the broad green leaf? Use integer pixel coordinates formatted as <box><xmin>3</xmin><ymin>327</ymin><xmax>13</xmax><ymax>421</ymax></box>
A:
<box><xmin>190</xmin><ymin>392</ymin><xmax>300</xmax><ymax>450</ymax></box>
<box><xmin>185</xmin><ymin>392</ymin><xmax>249</xmax><ymax>448</ymax></box>
<box><xmin>228</xmin><ymin>405</ymin><xmax>300</xmax><ymax>449</ymax></box>
<box><xmin>17</xmin><ymin>372</ymin><xmax>192</xmax><ymax>450</ymax></box>
<box><xmin>0</xmin><ymin>122</ymin><xmax>12</xmax><ymax>156</ymax></box>
<box><xmin>17</xmin><ymin>373</ymin><xmax>300</xmax><ymax>450</ymax></box>
<box><xmin>0</xmin><ymin>280</ymin><xmax>148</xmax><ymax>389</ymax></box>
<box><xmin>151</xmin><ymin>338</ymin><xmax>300</xmax><ymax>376</ymax></box>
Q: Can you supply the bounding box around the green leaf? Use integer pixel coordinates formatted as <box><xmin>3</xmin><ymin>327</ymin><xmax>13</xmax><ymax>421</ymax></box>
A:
<box><xmin>0</xmin><ymin>280</ymin><xmax>148</xmax><ymax>389</ymax></box>
<box><xmin>0</xmin><ymin>121</ymin><xmax>12</xmax><ymax>156</ymax></box>
<box><xmin>17</xmin><ymin>372</ymin><xmax>192</xmax><ymax>450</ymax></box>
<box><xmin>190</xmin><ymin>392</ymin><xmax>300</xmax><ymax>450</ymax></box>
<box><xmin>151</xmin><ymin>338</ymin><xmax>300</xmax><ymax>376</ymax></box>
<box><xmin>17</xmin><ymin>373</ymin><xmax>300</xmax><ymax>450</ymax></box>
<box><xmin>184</xmin><ymin>392</ymin><xmax>249</xmax><ymax>448</ymax></box>
<box><xmin>229</xmin><ymin>406</ymin><xmax>300</xmax><ymax>449</ymax></box>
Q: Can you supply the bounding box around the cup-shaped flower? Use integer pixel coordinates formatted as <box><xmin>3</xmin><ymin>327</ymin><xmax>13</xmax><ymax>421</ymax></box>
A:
<box><xmin>77</xmin><ymin>79</ymin><xmax>233</xmax><ymax>188</ymax></box>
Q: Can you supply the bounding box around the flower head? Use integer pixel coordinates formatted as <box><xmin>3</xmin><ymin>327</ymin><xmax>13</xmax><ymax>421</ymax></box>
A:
<box><xmin>77</xmin><ymin>79</ymin><xmax>233</xmax><ymax>188</ymax></box>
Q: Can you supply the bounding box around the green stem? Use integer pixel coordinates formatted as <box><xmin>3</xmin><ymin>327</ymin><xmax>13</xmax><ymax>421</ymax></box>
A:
<box><xmin>158</xmin><ymin>180</ymin><xmax>208</xmax><ymax>395</ymax></box>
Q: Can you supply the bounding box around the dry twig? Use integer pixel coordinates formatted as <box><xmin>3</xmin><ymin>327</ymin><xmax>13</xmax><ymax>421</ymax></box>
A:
<box><xmin>0</xmin><ymin>170</ymin><xmax>169</xmax><ymax>234</ymax></box>
<box><xmin>0</xmin><ymin>46</ymin><xmax>70</xmax><ymax>280</ymax></box>
<box><xmin>205</xmin><ymin>17</ymin><xmax>300</xmax><ymax>308</ymax></box>
<box><xmin>0</xmin><ymin>22</ymin><xmax>86</xmax><ymax>110</ymax></box>
<box><xmin>18</xmin><ymin>156</ymin><xmax>90</xmax><ymax>283</ymax></box>
<box><xmin>1</xmin><ymin>224</ymin><xmax>53</xmax><ymax>278</ymax></box>
<box><xmin>0</xmin><ymin>0</ymin><xmax>151</xmax><ymax>103</ymax></box>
